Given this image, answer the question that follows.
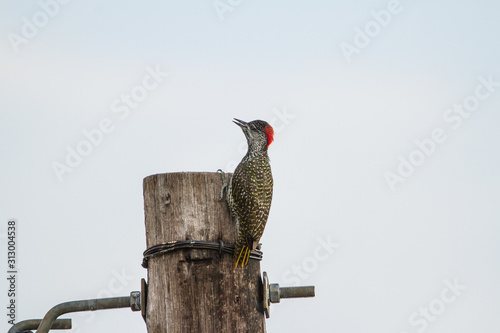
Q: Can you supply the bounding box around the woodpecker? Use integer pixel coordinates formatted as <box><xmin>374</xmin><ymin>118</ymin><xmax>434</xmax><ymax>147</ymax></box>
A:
<box><xmin>219</xmin><ymin>118</ymin><xmax>274</xmax><ymax>268</ymax></box>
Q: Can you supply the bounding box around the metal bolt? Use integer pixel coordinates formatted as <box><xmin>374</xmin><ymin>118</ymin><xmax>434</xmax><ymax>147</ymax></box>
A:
<box><xmin>262</xmin><ymin>271</ymin><xmax>315</xmax><ymax>318</ymax></box>
<box><xmin>269</xmin><ymin>284</ymin><xmax>315</xmax><ymax>304</ymax></box>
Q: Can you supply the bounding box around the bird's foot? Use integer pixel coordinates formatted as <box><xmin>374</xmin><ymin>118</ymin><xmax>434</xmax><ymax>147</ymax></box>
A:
<box><xmin>217</xmin><ymin>169</ymin><xmax>227</xmax><ymax>202</ymax></box>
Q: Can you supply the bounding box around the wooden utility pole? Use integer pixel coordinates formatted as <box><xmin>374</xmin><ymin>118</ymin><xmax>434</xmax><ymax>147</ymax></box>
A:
<box><xmin>143</xmin><ymin>172</ymin><xmax>266</xmax><ymax>333</ymax></box>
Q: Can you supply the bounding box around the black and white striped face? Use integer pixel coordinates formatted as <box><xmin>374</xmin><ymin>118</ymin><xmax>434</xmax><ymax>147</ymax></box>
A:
<box><xmin>233</xmin><ymin>119</ymin><xmax>274</xmax><ymax>155</ymax></box>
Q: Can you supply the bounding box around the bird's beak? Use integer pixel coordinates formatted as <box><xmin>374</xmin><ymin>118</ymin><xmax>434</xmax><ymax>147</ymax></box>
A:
<box><xmin>233</xmin><ymin>118</ymin><xmax>248</xmax><ymax>128</ymax></box>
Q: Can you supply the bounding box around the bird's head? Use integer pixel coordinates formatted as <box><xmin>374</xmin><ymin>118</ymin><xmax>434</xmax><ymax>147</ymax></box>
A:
<box><xmin>233</xmin><ymin>118</ymin><xmax>274</xmax><ymax>152</ymax></box>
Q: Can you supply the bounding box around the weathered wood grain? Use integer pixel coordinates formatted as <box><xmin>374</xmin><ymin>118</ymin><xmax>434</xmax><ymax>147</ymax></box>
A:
<box><xmin>143</xmin><ymin>172</ymin><xmax>266</xmax><ymax>333</ymax></box>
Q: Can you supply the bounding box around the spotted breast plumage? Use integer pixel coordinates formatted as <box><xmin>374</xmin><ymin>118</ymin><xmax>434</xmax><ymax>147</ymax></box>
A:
<box><xmin>219</xmin><ymin>118</ymin><xmax>274</xmax><ymax>268</ymax></box>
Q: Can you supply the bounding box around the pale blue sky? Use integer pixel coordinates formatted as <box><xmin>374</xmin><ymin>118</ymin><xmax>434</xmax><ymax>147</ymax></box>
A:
<box><xmin>1</xmin><ymin>1</ymin><xmax>500</xmax><ymax>332</ymax></box>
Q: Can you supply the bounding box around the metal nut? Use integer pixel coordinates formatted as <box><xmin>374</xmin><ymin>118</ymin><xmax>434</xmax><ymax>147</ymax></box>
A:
<box><xmin>130</xmin><ymin>291</ymin><xmax>141</xmax><ymax>311</ymax></box>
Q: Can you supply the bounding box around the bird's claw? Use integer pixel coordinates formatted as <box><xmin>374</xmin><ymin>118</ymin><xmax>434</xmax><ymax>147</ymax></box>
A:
<box><xmin>217</xmin><ymin>169</ymin><xmax>227</xmax><ymax>201</ymax></box>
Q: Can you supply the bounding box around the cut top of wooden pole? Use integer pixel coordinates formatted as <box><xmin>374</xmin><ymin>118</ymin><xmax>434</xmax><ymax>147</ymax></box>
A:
<box><xmin>143</xmin><ymin>172</ymin><xmax>266</xmax><ymax>333</ymax></box>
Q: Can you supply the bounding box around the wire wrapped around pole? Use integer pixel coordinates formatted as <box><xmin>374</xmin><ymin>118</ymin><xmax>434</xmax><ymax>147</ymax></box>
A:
<box><xmin>142</xmin><ymin>240</ymin><xmax>263</xmax><ymax>268</ymax></box>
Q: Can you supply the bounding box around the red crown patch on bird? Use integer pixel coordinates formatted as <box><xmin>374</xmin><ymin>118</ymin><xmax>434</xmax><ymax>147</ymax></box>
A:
<box><xmin>264</xmin><ymin>125</ymin><xmax>274</xmax><ymax>147</ymax></box>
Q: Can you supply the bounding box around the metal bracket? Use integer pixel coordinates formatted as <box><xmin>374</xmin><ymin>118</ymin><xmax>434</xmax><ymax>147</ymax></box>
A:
<box><xmin>141</xmin><ymin>278</ymin><xmax>148</xmax><ymax>323</ymax></box>
<box><xmin>263</xmin><ymin>272</ymin><xmax>271</xmax><ymax>318</ymax></box>
<box><xmin>262</xmin><ymin>271</ymin><xmax>315</xmax><ymax>318</ymax></box>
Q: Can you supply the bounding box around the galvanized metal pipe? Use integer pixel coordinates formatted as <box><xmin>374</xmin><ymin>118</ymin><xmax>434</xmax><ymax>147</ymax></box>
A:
<box><xmin>8</xmin><ymin>319</ymin><xmax>71</xmax><ymax>333</ymax></box>
<box><xmin>36</xmin><ymin>295</ymin><xmax>136</xmax><ymax>333</ymax></box>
